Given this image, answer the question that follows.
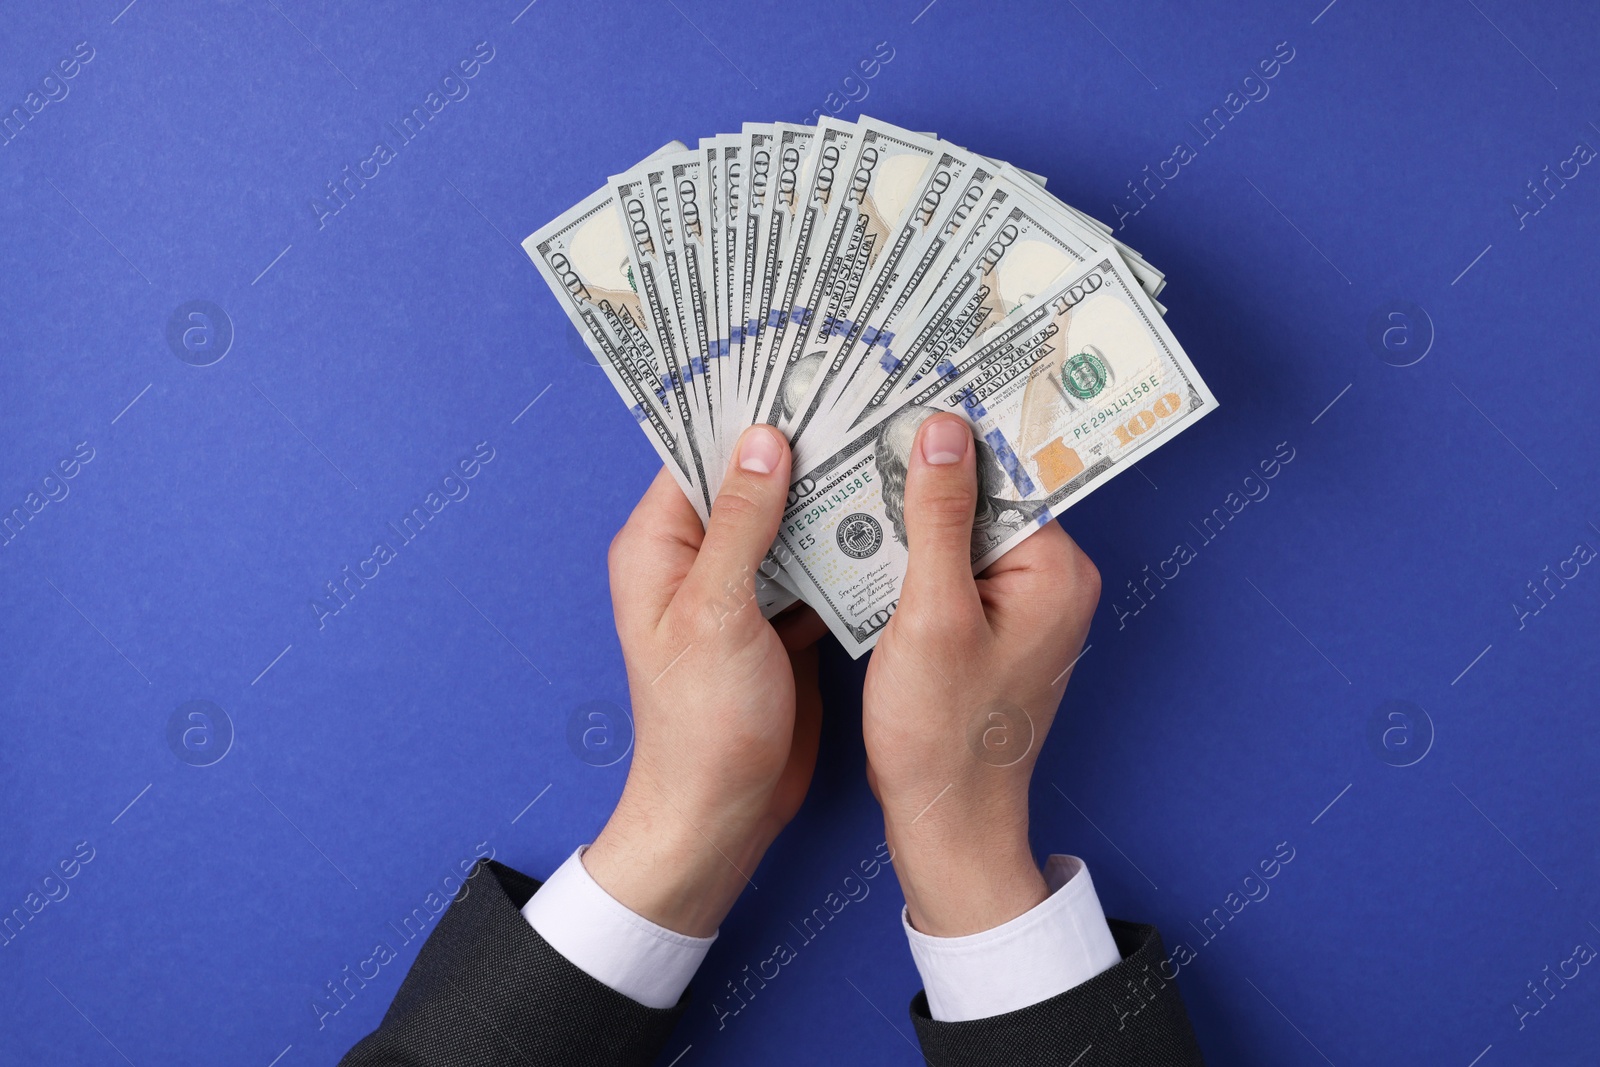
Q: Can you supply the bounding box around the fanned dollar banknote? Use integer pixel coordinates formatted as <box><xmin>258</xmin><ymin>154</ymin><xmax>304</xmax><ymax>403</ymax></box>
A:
<box><xmin>525</xmin><ymin>117</ymin><xmax>1216</xmax><ymax>653</ymax></box>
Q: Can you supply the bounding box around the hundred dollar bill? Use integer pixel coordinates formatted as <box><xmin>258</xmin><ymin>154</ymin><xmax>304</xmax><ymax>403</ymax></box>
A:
<box><xmin>733</xmin><ymin>125</ymin><xmax>777</xmax><ymax>422</ymax></box>
<box><xmin>697</xmin><ymin>138</ymin><xmax>730</xmax><ymax>453</ymax></box>
<box><xmin>744</xmin><ymin>122</ymin><xmax>820</xmax><ymax>426</ymax></box>
<box><xmin>757</xmin><ymin>118</ymin><xmax>940</xmax><ymax>435</ymax></box>
<box><xmin>830</xmin><ymin>162</ymin><xmax>1172</xmax><ymax>443</ymax></box>
<box><xmin>775</xmin><ymin>250</ymin><xmax>1216</xmax><ymax>656</ymax></box>
<box><xmin>704</xmin><ymin>135</ymin><xmax>742</xmax><ymax>436</ymax></box>
<box><xmin>651</xmin><ymin>154</ymin><xmax>722</xmax><ymax>450</ymax></box>
<box><xmin>777</xmin><ymin>127</ymin><xmax>967</xmax><ymax>442</ymax></box>
<box><xmin>917</xmin><ymin>170</ymin><xmax>1022</xmax><ymax>304</ymax></box>
<box><xmin>613</xmin><ymin>155</ymin><xmax>805</xmax><ymax>609</ymax></box>
<box><xmin>528</xmin><ymin>169</ymin><xmax>796</xmax><ymax>618</ymax></box>
<box><xmin>610</xmin><ymin>163</ymin><xmax>715</xmax><ymax>463</ymax></box>
<box><xmin>877</xmin><ymin>156</ymin><xmax>1001</xmax><ymax>328</ymax></box>
<box><xmin>694</xmin><ymin>134</ymin><xmax>806</xmax><ymax>606</ymax></box>
<box><xmin>756</xmin><ymin>116</ymin><xmax>866</xmax><ymax>429</ymax></box>
<box><xmin>1010</xmin><ymin>163</ymin><xmax>1048</xmax><ymax>188</ymax></box>
<box><xmin>664</xmin><ymin>150</ymin><xmax>727</xmax><ymax>478</ymax></box>
<box><xmin>832</xmin><ymin>173</ymin><xmax>1112</xmax><ymax>437</ymax></box>
<box><xmin>790</xmin><ymin>143</ymin><xmax>1003</xmax><ymax>446</ymax></box>
<box><xmin>523</xmin><ymin>179</ymin><xmax>709</xmax><ymax>517</ymax></box>
<box><xmin>686</xmin><ymin>135</ymin><xmax>808</xmax><ymax>602</ymax></box>
<box><xmin>1042</xmin><ymin>193</ymin><xmax>1164</xmax><ymax>299</ymax></box>
<box><xmin>974</xmin><ymin>152</ymin><xmax>1164</xmax><ymax>298</ymax></box>
<box><xmin>1002</xmin><ymin>167</ymin><xmax>1165</xmax><ymax>302</ymax></box>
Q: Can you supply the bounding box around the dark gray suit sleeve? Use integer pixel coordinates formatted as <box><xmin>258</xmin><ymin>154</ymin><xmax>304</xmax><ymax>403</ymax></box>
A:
<box><xmin>909</xmin><ymin>920</ymin><xmax>1206</xmax><ymax>1066</ymax></box>
<box><xmin>339</xmin><ymin>859</ymin><xmax>685</xmax><ymax>1067</ymax></box>
<box><xmin>343</xmin><ymin>860</ymin><xmax>1201</xmax><ymax>1066</ymax></box>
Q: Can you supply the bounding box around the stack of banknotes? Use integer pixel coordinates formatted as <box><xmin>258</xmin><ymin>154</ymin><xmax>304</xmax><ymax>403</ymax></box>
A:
<box><xmin>525</xmin><ymin>116</ymin><xmax>1216</xmax><ymax>656</ymax></box>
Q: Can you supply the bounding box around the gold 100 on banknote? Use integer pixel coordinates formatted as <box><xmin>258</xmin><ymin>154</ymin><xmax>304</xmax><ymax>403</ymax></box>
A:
<box><xmin>525</xmin><ymin>116</ymin><xmax>1217</xmax><ymax>656</ymax></box>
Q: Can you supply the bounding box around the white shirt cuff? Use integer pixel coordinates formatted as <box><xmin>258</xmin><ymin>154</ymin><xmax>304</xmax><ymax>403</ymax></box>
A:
<box><xmin>903</xmin><ymin>854</ymin><xmax>1121</xmax><ymax>1022</ymax></box>
<box><xmin>520</xmin><ymin>846</ymin><xmax>715</xmax><ymax>1010</ymax></box>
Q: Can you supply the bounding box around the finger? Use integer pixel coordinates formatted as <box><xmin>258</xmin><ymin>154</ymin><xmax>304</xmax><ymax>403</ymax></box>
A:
<box><xmin>978</xmin><ymin>515</ymin><xmax>1070</xmax><ymax>580</ymax></box>
<box><xmin>899</xmin><ymin>412</ymin><xmax>983</xmax><ymax>618</ymax></box>
<box><xmin>679</xmin><ymin>425</ymin><xmax>792</xmax><ymax>633</ymax></box>
<box><xmin>772</xmin><ymin>603</ymin><xmax>828</xmax><ymax>652</ymax></box>
<box><xmin>978</xmin><ymin>520</ymin><xmax>1100</xmax><ymax>641</ymax></box>
<box><xmin>976</xmin><ymin>520</ymin><xmax>1068</xmax><ymax>620</ymax></box>
<box><xmin>770</xmin><ymin>642</ymin><xmax>824</xmax><ymax>823</ymax></box>
<box><xmin>609</xmin><ymin>467</ymin><xmax>706</xmax><ymax>634</ymax></box>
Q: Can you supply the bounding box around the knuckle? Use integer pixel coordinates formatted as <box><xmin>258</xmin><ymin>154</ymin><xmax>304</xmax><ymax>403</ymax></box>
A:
<box><xmin>662</xmin><ymin>598</ymin><xmax>719</xmax><ymax>650</ymax></box>
<box><xmin>683</xmin><ymin>576</ymin><xmax>756</xmax><ymax>642</ymax></box>
<box><xmin>1073</xmin><ymin>550</ymin><xmax>1102</xmax><ymax>602</ymax></box>
<box><xmin>894</xmin><ymin>596</ymin><xmax>981</xmax><ymax>647</ymax></box>
<box><xmin>1045</xmin><ymin>536</ymin><xmax>1099</xmax><ymax>598</ymax></box>
<box><xmin>711</xmin><ymin>487</ymin><xmax>764</xmax><ymax>529</ymax></box>
<box><xmin>1045</xmin><ymin>547</ymin><xmax>1099</xmax><ymax>623</ymax></box>
<box><xmin>910</xmin><ymin>479</ymin><xmax>976</xmax><ymax>535</ymax></box>
<box><xmin>676</xmin><ymin>608</ymin><xmax>721</xmax><ymax>649</ymax></box>
<box><xmin>892</xmin><ymin>602</ymin><xmax>938</xmax><ymax>638</ymax></box>
<box><xmin>1075</xmin><ymin>559</ymin><xmax>1100</xmax><ymax>601</ymax></box>
<box><xmin>607</xmin><ymin>525</ymin><xmax>634</xmax><ymax>574</ymax></box>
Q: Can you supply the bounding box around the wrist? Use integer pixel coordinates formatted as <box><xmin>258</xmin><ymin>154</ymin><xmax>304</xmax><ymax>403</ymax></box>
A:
<box><xmin>886</xmin><ymin>817</ymin><xmax>1048</xmax><ymax>938</ymax></box>
<box><xmin>584</xmin><ymin>790</ymin><xmax>770</xmax><ymax>937</ymax></box>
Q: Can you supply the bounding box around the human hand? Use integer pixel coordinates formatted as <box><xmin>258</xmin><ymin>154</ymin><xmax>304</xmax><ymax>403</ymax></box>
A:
<box><xmin>584</xmin><ymin>426</ymin><xmax>828</xmax><ymax>937</ymax></box>
<box><xmin>862</xmin><ymin>413</ymin><xmax>1101</xmax><ymax>937</ymax></box>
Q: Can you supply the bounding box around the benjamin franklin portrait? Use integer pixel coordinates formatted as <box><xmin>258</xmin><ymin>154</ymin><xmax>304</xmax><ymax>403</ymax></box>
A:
<box><xmin>872</xmin><ymin>405</ymin><xmax>1037</xmax><ymax>550</ymax></box>
<box><xmin>779</xmin><ymin>351</ymin><xmax>827</xmax><ymax>423</ymax></box>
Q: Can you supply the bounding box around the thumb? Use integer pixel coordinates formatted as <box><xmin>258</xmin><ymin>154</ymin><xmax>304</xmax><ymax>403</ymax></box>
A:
<box><xmin>681</xmin><ymin>424</ymin><xmax>791</xmax><ymax>628</ymax></box>
<box><xmin>900</xmin><ymin>412</ymin><xmax>982</xmax><ymax>614</ymax></box>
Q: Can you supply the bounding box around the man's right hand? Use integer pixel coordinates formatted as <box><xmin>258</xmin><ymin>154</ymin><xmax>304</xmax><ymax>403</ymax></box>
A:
<box><xmin>861</xmin><ymin>412</ymin><xmax>1102</xmax><ymax>937</ymax></box>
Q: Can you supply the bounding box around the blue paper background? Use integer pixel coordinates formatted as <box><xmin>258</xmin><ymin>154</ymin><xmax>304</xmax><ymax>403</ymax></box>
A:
<box><xmin>3</xmin><ymin>1</ymin><xmax>1598</xmax><ymax>1064</ymax></box>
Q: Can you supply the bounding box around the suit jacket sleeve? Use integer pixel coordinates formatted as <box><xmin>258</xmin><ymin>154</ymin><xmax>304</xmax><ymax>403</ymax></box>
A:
<box><xmin>342</xmin><ymin>860</ymin><xmax>1201</xmax><ymax>1066</ymax></box>
<box><xmin>910</xmin><ymin>919</ymin><xmax>1206</xmax><ymax>1067</ymax></box>
<box><xmin>339</xmin><ymin>859</ymin><xmax>686</xmax><ymax>1067</ymax></box>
